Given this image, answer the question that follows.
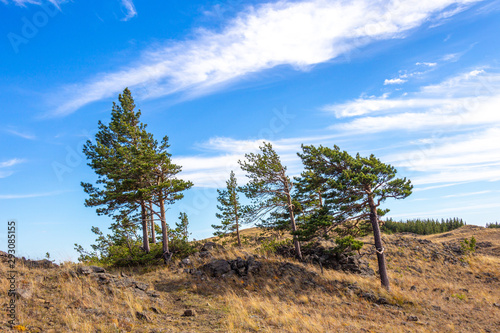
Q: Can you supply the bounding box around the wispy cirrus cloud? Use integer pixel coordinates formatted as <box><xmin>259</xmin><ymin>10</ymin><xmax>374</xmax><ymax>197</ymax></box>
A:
<box><xmin>0</xmin><ymin>158</ymin><xmax>26</xmax><ymax>178</ymax></box>
<box><xmin>327</xmin><ymin>69</ymin><xmax>500</xmax><ymax>130</ymax></box>
<box><xmin>0</xmin><ymin>158</ymin><xmax>26</xmax><ymax>168</ymax></box>
<box><xmin>0</xmin><ymin>190</ymin><xmax>66</xmax><ymax>199</ymax></box>
<box><xmin>386</xmin><ymin>128</ymin><xmax>500</xmax><ymax>185</ymax></box>
<box><xmin>120</xmin><ymin>0</ymin><xmax>137</xmax><ymax>21</ymax></box>
<box><xmin>323</xmin><ymin>68</ymin><xmax>500</xmax><ymax>186</ymax></box>
<box><xmin>0</xmin><ymin>0</ymin><xmax>62</xmax><ymax>8</ymax></box>
<box><xmin>5</xmin><ymin>129</ymin><xmax>36</xmax><ymax>140</ymax></box>
<box><xmin>48</xmin><ymin>0</ymin><xmax>484</xmax><ymax>116</ymax></box>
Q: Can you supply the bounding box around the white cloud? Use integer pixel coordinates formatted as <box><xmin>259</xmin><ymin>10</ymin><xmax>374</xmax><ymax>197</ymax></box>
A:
<box><xmin>0</xmin><ymin>158</ymin><xmax>26</xmax><ymax>178</ymax></box>
<box><xmin>443</xmin><ymin>190</ymin><xmax>495</xmax><ymax>198</ymax></box>
<box><xmin>416</xmin><ymin>62</ymin><xmax>437</xmax><ymax>67</ymax></box>
<box><xmin>0</xmin><ymin>0</ymin><xmax>62</xmax><ymax>7</ymax></box>
<box><xmin>48</xmin><ymin>0</ymin><xmax>484</xmax><ymax>116</ymax></box>
<box><xmin>384</xmin><ymin>78</ymin><xmax>407</xmax><ymax>85</ymax></box>
<box><xmin>0</xmin><ymin>158</ymin><xmax>26</xmax><ymax>168</ymax></box>
<box><xmin>5</xmin><ymin>129</ymin><xmax>36</xmax><ymax>140</ymax></box>
<box><xmin>329</xmin><ymin>69</ymin><xmax>500</xmax><ymax>131</ymax></box>
<box><xmin>320</xmin><ymin>68</ymin><xmax>500</xmax><ymax>187</ymax></box>
<box><xmin>0</xmin><ymin>191</ymin><xmax>65</xmax><ymax>199</ymax></box>
<box><xmin>385</xmin><ymin>127</ymin><xmax>500</xmax><ymax>185</ymax></box>
<box><xmin>120</xmin><ymin>0</ymin><xmax>137</xmax><ymax>21</ymax></box>
<box><xmin>175</xmin><ymin>134</ymin><xmax>340</xmax><ymax>187</ymax></box>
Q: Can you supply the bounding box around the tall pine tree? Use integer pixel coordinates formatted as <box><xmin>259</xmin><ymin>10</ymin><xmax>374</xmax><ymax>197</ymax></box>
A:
<box><xmin>212</xmin><ymin>170</ymin><xmax>245</xmax><ymax>246</ymax></box>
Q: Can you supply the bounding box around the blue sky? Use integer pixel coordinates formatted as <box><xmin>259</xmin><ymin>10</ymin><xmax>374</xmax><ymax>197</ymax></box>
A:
<box><xmin>1</xmin><ymin>0</ymin><xmax>499</xmax><ymax>262</ymax></box>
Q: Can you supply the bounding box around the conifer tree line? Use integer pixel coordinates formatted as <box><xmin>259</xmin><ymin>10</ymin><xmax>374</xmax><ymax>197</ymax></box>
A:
<box><xmin>81</xmin><ymin>88</ymin><xmax>414</xmax><ymax>290</ymax></box>
<box><xmin>486</xmin><ymin>222</ymin><xmax>500</xmax><ymax>228</ymax></box>
<box><xmin>382</xmin><ymin>217</ymin><xmax>466</xmax><ymax>235</ymax></box>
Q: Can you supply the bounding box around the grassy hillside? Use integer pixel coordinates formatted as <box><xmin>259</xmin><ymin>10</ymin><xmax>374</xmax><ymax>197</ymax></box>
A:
<box><xmin>1</xmin><ymin>226</ymin><xmax>499</xmax><ymax>332</ymax></box>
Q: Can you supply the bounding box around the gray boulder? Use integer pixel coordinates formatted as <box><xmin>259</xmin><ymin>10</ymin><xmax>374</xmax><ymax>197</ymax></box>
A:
<box><xmin>201</xmin><ymin>259</ymin><xmax>231</xmax><ymax>277</ymax></box>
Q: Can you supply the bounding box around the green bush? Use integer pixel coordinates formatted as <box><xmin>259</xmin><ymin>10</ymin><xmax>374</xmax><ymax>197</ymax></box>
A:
<box><xmin>460</xmin><ymin>236</ymin><xmax>476</xmax><ymax>256</ymax></box>
<box><xmin>331</xmin><ymin>235</ymin><xmax>363</xmax><ymax>256</ymax></box>
<box><xmin>259</xmin><ymin>238</ymin><xmax>292</xmax><ymax>255</ymax></box>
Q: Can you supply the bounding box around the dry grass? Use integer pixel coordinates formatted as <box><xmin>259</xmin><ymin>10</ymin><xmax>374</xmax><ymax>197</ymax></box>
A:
<box><xmin>1</xmin><ymin>226</ymin><xmax>499</xmax><ymax>332</ymax></box>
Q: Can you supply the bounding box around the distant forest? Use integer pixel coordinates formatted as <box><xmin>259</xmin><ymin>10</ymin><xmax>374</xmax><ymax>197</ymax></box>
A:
<box><xmin>381</xmin><ymin>217</ymin><xmax>465</xmax><ymax>235</ymax></box>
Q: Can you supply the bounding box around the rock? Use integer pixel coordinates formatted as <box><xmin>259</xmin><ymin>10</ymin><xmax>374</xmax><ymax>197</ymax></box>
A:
<box><xmin>201</xmin><ymin>242</ymin><xmax>224</xmax><ymax>252</ymax></box>
<box><xmin>182</xmin><ymin>309</ymin><xmax>196</xmax><ymax>317</ymax></box>
<box><xmin>407</xmin><ymin>315</ymin><xmax>418</xmax><ymax>322</ymax></box>
<box><xmin>202</xmin><ymin>259</ymin><xmax>231</xmax><ymax>277</ymax></box>
<box><xmin>146</xmin><ymin>290</ymin><xmax>160</xmax><ymax>298</ymax></box>
<box><xmin>78</xmin><ymin>266</ymin><xmax>106</xmax><ymax>275</ymax></box>
<box><xmin>113</xmin><ymin>278</ymin><xmax>135</xmax><ymax>288</ymax></box>
<box><xmin>410</xmin><ymin>285</ymin><xmax>417</xmax><ymax>291</ymax></box>
<box><xmin>199</xmin><ymin>251</ymin><xmax>213</xmax><ymax>259</ymax></box>
<box><xmin>360</xmin><ymin>292</ymin><xmax>377</xmax><ymax>302</ymax></box>
<box><xmin>136</xmin><ymin>311</ymin><xmax>152</xmax><ymax>321</ymax></box>
<box><xmin>16</xmin><ymin>287</ymin><xmax>33</xmax><ymax>300</ymax></box>
<box><xmin>493</xmin><ymin>303</ymin><xmax>500</xmax><ymax>308</ymax></box>
<box><xmin>135</xmin><ymin>282</ymin><xmax>149</xmax><ymax>291</ymax></box>
<box><xmin>23</xmin><ymin>259</ymin><xmax>59</xmax><ymax>269</ymax></box>
<box><xmin>180</xmin><ymin>258</ymin><xmax>192</xmax><ymax>266</ymax></box>
<box><xmin>150</xmin><ymin>307</ymin><xmax>161</xmax><ymax>314</ymax></box>
<box><xmin>377</xmin><ymin>297</ymin><xmax>389</xmax><ymax>305</ymax></box>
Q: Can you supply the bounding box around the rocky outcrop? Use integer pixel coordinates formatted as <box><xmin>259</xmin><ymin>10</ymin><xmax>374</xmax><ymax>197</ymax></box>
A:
<box><xmin>294</xmin><ymin>245</ymin><xmax>375</xmax><ymax>276</ymax></box>
<box><xmin>75</xmin><ymin>266</ymin><xmax>160</xmax><ymax>298</ymax></box>
<box><xmin>0</xmin><ymin>251</ymin><xmax>59</xmax><ymax>269</ymax></box>
<box><xmin>200</xmin><ymin>256</ymin><xmax>262</xmax><ymax>278</ymax></box>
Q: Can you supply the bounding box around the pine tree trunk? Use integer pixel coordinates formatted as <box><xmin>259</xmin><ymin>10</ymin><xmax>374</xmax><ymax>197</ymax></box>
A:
<box><xmin>235</xmin><ymin>205</ymin><xmax>241</xmax><ymax>247</ymax></box>
<box><xmin>140</xmin><ymin>201</ymin><xmax>150</xmax><ymax>253</ymax></box>
<box><xmin>368</xmin><ymin>194</ymin><xmax>390</xmax><ymax>290</ymax></box>
<box><xmin>159</xmin><ymin>196</ymin><xmax>169</xmax><ymax>256</ymax></box>
<box><xmin>149</xmin><ymin>201</ymin><xmax>156</xmax><ymax>244</ymax></box>
<box><xmin>286</xmin><ymin>193</ymin><xmax>302</xmax><ymax>259</ymax></box>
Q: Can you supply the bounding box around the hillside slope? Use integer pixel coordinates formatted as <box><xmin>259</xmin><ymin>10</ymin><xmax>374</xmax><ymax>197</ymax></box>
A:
<box><xmin>1</xmin><ymin>226</ymin><xmax>499</xmax><ymax>332</ymax></box>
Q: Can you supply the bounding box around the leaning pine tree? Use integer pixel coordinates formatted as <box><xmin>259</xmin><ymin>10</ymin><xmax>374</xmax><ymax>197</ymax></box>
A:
<box><xmin>239</xmin><ymin>142</ymin><xmax>302</xmax><ymax>259</ymax></box>
<box><xmin>212</xmin><ymin>170</ymin><xmax>245</xmax><ymax>247</ymax></box>
<box><xmin>297</xmin><ymin>145</ymin><xmax>412</xmax><ymax>290</ymax></box>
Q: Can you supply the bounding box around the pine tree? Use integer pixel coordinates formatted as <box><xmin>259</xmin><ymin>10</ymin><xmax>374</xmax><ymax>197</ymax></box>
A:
<box><xmin>212</xmin><ymin>171</ymin><xmax>246</xmax><ymax>246</ymax></box>
<box><xmin>82</xmin><ymin>88</ymin><xmax>192</xmax><ymax>259</ymax></box>
<box><xmin>297</xmin><ymin>145</ymin><xmax>412</xmax><ymax>290</ymax></box>
<box><xmin>82</xmin><ymin>88</ymin><xmax>154</xmax><ymax>252</ymax></box>
<box><xmin>239</xmin><ymin>142</ymin><xmax>302</xmax><ymax>259</ymax></box>
<box><xmin>175</xmin><ymin>212</ymin><xmax>190</xmax><ymax>241</ymax></box>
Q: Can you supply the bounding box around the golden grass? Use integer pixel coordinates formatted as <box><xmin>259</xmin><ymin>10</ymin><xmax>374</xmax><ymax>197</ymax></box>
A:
<box><xmin>1</xmin><ymin>226</ymin><xmax>499</xmax><ymax>332</ymax></box>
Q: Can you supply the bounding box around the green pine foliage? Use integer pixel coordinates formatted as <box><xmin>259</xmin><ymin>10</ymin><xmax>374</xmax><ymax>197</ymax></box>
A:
<box><xmin>460</xmin><ymin>236</ymin><xmax>476</xmax><ymax>255</ymax></box>
<box><xmin>80</xmin><ymin>88</ymin><xmax>192</xmax><ymax>265</ymax></box>
<box><xmin>381</xmin><ymin>217</ymin><xmax>465</xmax><ymax>235</ymax></box>
<box><xmin>486</xmin><ymin>222</ymin><xmax>500</xmax><ymax>228</ymax></box>
<box><xmin>239</xmin><ymin>142</ymin><xmax>303</xmax><ymax>258</ymax></box>
<box><xmin>212</xmin><ymin>171</ymin><xmax>247</xmax><ymax>246</ymax></box>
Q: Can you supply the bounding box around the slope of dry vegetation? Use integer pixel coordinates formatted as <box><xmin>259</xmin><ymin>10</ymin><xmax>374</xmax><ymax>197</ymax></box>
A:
<box><xmin>1</xmin><ymin>226</ymin><xmax>499</xmax><ymax>333</ymax></box>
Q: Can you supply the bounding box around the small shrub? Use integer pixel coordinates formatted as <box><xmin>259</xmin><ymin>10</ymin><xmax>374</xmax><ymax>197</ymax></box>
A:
<box><xmin>331</xmin><ymin>236</ymin><xmax>363</xmax><ymax>256</ymax></box>
<box><xmin>259</xmin><ymin>238</ymin><xmax>292</xmax><ymax>255</ymax></box>
<box><xmin>452</xmin><ymin>293</ymin><xmax>467</xmax><ymax>301</ymax></box>
<box><xmin>460</xmin><ymin>236</ymin><xmax>476</xmax><ymax>256</ymax></box>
